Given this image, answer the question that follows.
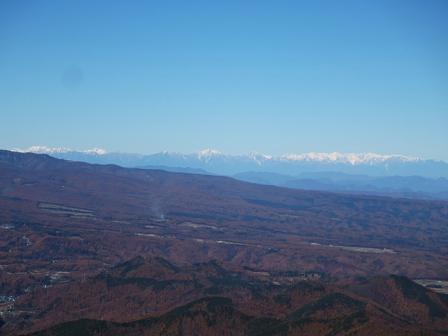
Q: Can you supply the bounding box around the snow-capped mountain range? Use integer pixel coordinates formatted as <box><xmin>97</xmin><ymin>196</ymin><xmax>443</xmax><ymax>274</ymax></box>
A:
<box><xmin>18</xmin><ymin>145</ymin><xmax>108</xmax><ymax>156</ymax></box>
<box><xmin>12</xmin><ymin>146</ymin><xmax>448</xmax><ymax>178</ymax></box>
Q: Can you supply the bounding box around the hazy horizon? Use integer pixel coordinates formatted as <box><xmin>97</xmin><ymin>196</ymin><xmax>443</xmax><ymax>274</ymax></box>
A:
<box><xmin>1</xmin><ymin>1</ymin><xmax>447</xmax><ymax>160</ymax></box>
<box><xmin>8</xmin><ymin>144</ymin><xmax>446</xmax><ymax>161</ymax></box>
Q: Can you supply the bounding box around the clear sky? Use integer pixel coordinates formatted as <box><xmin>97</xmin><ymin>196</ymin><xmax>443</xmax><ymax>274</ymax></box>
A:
<box><xmin>1</xmin><ymin>0</ymin><xmax>447</xmax><ymax>160</ymax></box>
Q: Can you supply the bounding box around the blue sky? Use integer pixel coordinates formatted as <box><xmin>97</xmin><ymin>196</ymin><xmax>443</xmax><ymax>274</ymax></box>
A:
<box><xmin>1</xmin><ymin>0</ymin><xmax>447</xmax><ymax>160</ymax></box>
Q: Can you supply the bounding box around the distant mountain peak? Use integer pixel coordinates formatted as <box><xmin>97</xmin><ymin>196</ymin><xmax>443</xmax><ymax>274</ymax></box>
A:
<box><xmin>198</xmin><ymin>148</ymin><xmax>222</xmax><ymax>156</ymax></box>
<box><xmin>197</xmin><ymin>148</ymin><xmax>223</xmax><ymax>161</ymax></box>
<box><xmin>14</xmin><ymin>145</ymin><xmax>108</xmax><ymax>156</ymax></box>
<box><xmin>16</xmin><ymin>145</ymin><xmax>72</xmax><ymax>154</ymax></box>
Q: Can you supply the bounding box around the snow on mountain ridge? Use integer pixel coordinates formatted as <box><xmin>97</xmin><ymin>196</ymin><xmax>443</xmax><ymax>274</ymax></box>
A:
<box><xmin>15</xmin><ymin>146</ymin><xmax>108</xmax><ymax>155</ymax></box>
<box><xmin>14</xmin><ymin>146</ymin><xmax>421</xmax><ymax>164</ymax></box>
<box><xmin>197</xmin><ymin>148</ymin><xmax>222</xmax><ymax>160</ymax></box>
<box><xmin>83</xmin><ymin>148</ymin><xmax>108</xmax><ymax>155</ymax></box>
<box><xmin>280</xmin><ymin>152</ymin><xmax>420</xmax><ymax>165</ymax></box>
